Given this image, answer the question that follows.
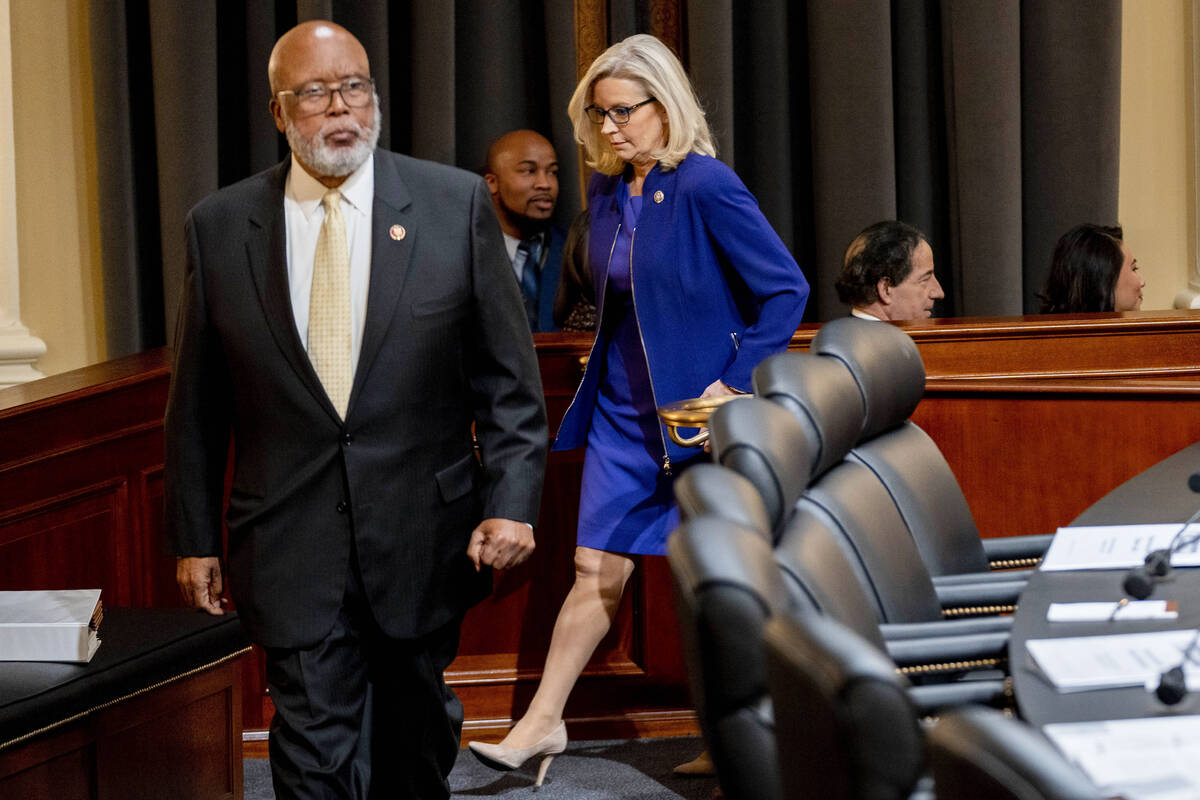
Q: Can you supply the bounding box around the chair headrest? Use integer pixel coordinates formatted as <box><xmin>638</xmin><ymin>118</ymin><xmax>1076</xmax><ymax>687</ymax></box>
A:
<box><xmin>753</xmin><ymin>352</ymin><xmax>864</xmax><ymax>479</ymax></box>
<box><xmin>710</xmin><ymin>397</ymin><xmax>813</xmax><ymax>536</ymax></box>
<box><xmin>674</xmin><ymin>463</ymin><xmax>772</xmax><ymax>539</ymax></box>
<box><xmin>811</xmin><ymin>317</ymin><xmax>925</xmax><ymax>442</ymax></box>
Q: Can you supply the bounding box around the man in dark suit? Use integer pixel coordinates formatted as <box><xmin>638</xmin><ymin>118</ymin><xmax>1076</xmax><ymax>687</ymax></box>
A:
<box><xmin>484</xmin><ymin>129</ymin><xmax>565</xmax><ymax>332</ymax></box>
<box><xmin>164</xmin><ymin>20</ymin><xmax>547</xmax><ymax>800</ymax></box>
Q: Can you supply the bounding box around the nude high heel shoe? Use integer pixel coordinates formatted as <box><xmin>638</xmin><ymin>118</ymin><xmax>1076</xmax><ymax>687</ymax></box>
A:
<box><xmin>468</xmin><ymin>722</ymin><xmax>568</xmax><ymax>788</ymax></box>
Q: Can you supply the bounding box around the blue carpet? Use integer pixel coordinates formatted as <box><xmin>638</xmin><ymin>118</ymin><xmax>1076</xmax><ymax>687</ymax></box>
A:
<box><xmin>244</xmin><ymin>736</ymin><xmax>717</xmax><ymax>799</ymax></box>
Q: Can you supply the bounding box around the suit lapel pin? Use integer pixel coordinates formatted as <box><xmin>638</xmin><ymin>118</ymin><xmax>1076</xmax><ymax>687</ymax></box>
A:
<box><xmin>389</xmin><ymin>224</ymin><xmax>406</xmax><ymax>241</ymax></box>
<box><xmin>653</xmin><ymin>190</ymin><xmax>664</xmax><ymax>204</ymax></box>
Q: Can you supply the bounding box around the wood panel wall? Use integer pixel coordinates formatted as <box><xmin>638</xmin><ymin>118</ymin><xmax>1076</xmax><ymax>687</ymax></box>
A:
<box><xmin>2</xmin><ymin>310</ymin><xmax>1199</xmax><ymax>740</ymax></box>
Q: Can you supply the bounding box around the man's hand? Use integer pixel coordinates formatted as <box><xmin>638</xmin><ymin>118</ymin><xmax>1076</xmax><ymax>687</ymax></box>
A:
<box><xmin>176</xmin><ymin>556</ymin><xmax>227</xmax><ymax>615</ymax></box>
<box><xmin>466</xmin><ymin>518</ymin><xmax>535</xmax><ymax>572</ymax></box>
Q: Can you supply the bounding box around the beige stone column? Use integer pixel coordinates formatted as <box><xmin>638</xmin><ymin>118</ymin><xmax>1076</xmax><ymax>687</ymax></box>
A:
<box><xmin>1182</xmin><ymin>0</ymin><xmax>1200</xmax><ymax>308</ymax></box>
<box><xmin>0</xmin><ymin>0</ymin><xmax>45</xmax><ymax>387</ymax></box>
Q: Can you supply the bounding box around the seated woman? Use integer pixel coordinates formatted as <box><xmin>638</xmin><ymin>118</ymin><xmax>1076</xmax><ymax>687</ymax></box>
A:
<box><xmin>1038</xmin><ymin>223</ymin><xmax>1144</xmax><ymax>313</ymax></box>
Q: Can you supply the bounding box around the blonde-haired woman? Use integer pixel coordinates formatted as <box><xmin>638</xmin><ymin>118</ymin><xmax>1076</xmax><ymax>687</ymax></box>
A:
<box><xmin>469</xmin><ymin>33</ymin><xmax>809</xmax><ymax>784</ymax></box>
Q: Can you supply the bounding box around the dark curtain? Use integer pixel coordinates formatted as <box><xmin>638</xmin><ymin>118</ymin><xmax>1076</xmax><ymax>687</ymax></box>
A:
<box><xmin>90</xmin><ymin>1</ymin><xmax>1121</xmax><ymax>355</ymax></box>
<box><xmin>90</xmin><ymin>0</ymin><xmax>582</xmax><ymax>355</ymax></box>
<box><xmin>687</xmin><ymin>0</ymin><xmax>1122</xmax><ymax>320</ymax></box>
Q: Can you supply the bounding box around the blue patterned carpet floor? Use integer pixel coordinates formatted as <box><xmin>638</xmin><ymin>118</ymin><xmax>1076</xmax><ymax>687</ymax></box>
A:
<box><xmin>244</xmin><ymin>736</ymin><xmax>718</xmax><ymax>799</ymax></box>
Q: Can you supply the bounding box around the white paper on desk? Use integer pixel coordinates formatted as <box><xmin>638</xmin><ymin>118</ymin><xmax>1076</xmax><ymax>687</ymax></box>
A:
<box><xmin>1040</xmin><ymin>524</ymin><xmax>1200</xmax><ymax>571</ymax></box>
<box><xmin>1025</xmin><ymin>630</ymin><xmax>1200</xmax><ymax>692</ymax></box>
<box><xmin>1047</xmin><ymin>601</ymin><xmax>1179</xmax><ymax>622</ymax></box>
<box><xmin>1044</xmin><ymin>716</ymin><xmax>1200</xmax><ymax>800</ymax></box>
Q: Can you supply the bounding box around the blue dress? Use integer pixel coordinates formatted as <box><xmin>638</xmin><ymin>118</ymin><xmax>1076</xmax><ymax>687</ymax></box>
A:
<box><xmin>576</xmin><ymin>187</ymin><xmax>692</xmax><ymax>556</ymax></box>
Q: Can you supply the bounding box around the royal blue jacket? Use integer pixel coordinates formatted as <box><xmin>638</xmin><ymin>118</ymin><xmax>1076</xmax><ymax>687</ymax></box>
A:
<box><xmin>554</xmin><ymin>153</ymin><xmax>809</xmax><ymax>469</ymax></box>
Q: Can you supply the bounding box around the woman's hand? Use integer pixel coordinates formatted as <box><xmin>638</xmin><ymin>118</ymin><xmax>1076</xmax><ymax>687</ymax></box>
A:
<box><xmin>697</xmin><ymin>380</ymin><xmax>737</xmax><ymax>452</ymax></box>
<box><xmin>699</xmin><ymin>379</ymin><xmax>737</xmax><ymax>400</ymax></box>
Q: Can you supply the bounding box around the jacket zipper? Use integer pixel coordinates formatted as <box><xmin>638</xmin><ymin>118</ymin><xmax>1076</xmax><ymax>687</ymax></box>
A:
<box><xmin>628</xmin><ymin>226</ymin><xmax>672</xmax><ymax>475</ymax></box>
<box><xmin>557</xmin><ymin>223</ymin><xmax>619</xmax><ymax>429</ymax></box>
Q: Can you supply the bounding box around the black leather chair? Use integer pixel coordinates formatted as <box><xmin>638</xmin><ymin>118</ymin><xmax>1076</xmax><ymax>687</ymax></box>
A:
<box><xmin>928</xmin><ymin>707</ymin><xmax>1103</xmax><ymax>800</ymax></box>
<box><xmin>667</xmin><ymin>515</ymin><xmax>796</xmax><ymax>800</ymax></box>
<box><xmin>703</xmin><ymin>396</ymin><xmax>810</xmax><ymax>539</ymax></box>
<box><xmin>774</xmin><ymin>495</ymin><xmax>1012</xmax><ymax>673</ymax></box>
<box><xmin>713</xmin><ymin>391</ymin><xmax>1023</xmax><ymax>622</ymax></box>
<box><xmin>762</xmin><ymin>610</ymin><xmax>930</xmax><ymax>800</ymax></box>
<box><xmin>674</xmin><ymin>461</ymin><xmax>778</xmax><ymax>540</ymax></box>
<box><xmin>755</xmin><ymin>348</ymin><xmax>1030</xmax><ymax>607</ymax></box>
<box><xmin>752</xmin><ymin>352</ymin><xmax>863</xmax><ymax>480</ymax></box>
<box><xmin>811</xmin><ymin>316</ymin><xmax>1051</xmax><ymax>575</ymax></box>
<box><xmin>702</xmin><ymin>400</ymin><xmax>1012</xmax><ymax>673</ymax></box>
<box><xmin>668</xmin><ymin>515</ymin><xmax>1005</xmax><ymax>800</ymax></box>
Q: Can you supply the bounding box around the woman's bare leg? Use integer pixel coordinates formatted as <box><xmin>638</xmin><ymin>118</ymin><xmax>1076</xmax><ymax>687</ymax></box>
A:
<box><xmin>497</xmin><ymin>546</ymin><xmax>635</xmax><ymax>748</ymax></box>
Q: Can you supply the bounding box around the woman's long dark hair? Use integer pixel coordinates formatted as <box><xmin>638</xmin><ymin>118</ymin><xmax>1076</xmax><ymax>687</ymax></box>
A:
<box><xmin>1038</xmin><ymin>224</ymin><xmax>1125</xmax><ymax>313</ymax></box>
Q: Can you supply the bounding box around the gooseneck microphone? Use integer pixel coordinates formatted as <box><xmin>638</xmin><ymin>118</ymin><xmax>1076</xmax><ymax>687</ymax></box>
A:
<box><xmin>1124</xmin><ymin>549</ymin><xmax>1175</xmax><ymax>600</ymax></box>
<box><xmin>1155</xmin><ymin>629</ymin><xmax>1200</xmax><ymax>706</ymax></box>
<box><xmin>1157</xmin><ymin>665</ymin><xmax>1189</xmax><ymax>705</ymax></box>
<box><xmin>1121</xmin><ymin>472</ymin><xmax>1200</xmax><ymax>600</ymax></box>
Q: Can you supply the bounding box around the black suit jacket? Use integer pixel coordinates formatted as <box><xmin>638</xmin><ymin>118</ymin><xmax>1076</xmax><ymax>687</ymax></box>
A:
<box><xmin>164</xmin><ymin>151</ymin><xmax>548</xmax><ymax>649</ymax></box>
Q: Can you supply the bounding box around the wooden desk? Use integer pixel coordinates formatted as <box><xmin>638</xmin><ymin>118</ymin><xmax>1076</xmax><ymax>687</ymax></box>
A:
<box><xmin>0</xmin><ymin>608</ymin><xmax>249</xmax><ymax>800</ymax></box>
<box><xmin>1010</xmin><ymin>442</ymin><xmax>1200</xmax><ymax>726</ymax></box>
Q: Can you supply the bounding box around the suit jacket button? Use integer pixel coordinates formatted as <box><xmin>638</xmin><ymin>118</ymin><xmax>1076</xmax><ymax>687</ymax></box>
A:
<box><xmin>336</xmin><ymin>501</ymin><xmax>348</xmax><ymax>514</ymax></box>
<box><xmin>342</xmin><ymin>432</ymin><xmax>353</xmax><ymax>445</ymax></box>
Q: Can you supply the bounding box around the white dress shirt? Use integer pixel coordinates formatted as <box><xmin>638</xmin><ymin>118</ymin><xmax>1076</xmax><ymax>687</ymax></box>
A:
<box><xmin>284</xmin><ymin>153</ymin><xmax>374</xmax><ymax>380</ymax></box>
<box><xmin>502</xmin><ymin>230</ymin><xmax>546</xmax><ymax>283</ymax></box>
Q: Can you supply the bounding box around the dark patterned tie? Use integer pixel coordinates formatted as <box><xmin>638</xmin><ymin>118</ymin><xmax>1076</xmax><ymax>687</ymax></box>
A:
<box><xmin>518</xmin><ymin>238</ymin><xmax>542</xmax><ymax>329</ymax></box>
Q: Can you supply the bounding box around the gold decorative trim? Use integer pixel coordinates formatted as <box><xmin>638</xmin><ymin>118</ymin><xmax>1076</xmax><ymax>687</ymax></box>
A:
<box><xmin>897</xmin><ymin>656</ymin><xmax>1004</xmax><ymax>675</ymax></box>
<box><xmin>941</xmin><ymin>604</ymin><xmax>1017</xmax><ymax>617</ymax></box>
<box><xmin>989</xmin><ymin>557</ymin><xmax>1042</xmax><ymax>570</ymax></box>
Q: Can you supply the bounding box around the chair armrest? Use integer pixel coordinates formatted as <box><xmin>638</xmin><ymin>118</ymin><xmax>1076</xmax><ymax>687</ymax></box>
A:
<box><xmin>881</xmin><ymin>616</ymin><xmax>1013</xmax><ymax>640</ymax></box>
<box><xmin>885</xmin><ymin>632</ymin><xmax>1009</xmax><ymax>671</ymax></box>
<box><xmin>934</xmin><ymin>579</ymin><xmax>1025</xmax><ymax>613</ymax></box>
<box><xmin>908</xmin><ymin>680</ymin><xmax>1010</xmax><ymax>714</ymax></box>
<box><xmin>933</xmin><ymin>570</ymin><xmax>1032</xmax><ymax>586</ymax></box>
<box><xmin>982</xmin><ymin>534</ymin><xmax>1053</xmax><ymax>569</ymax></box>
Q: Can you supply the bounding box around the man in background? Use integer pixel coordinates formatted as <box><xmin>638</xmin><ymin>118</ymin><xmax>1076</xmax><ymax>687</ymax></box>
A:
<box><xmin>484</xmin><ymin>129</ymin><xmax>565</xmax><ymax>331</ymax></box>
<box><xmin>834</xmin><ymin>220</ymin><xmax>944</xmax><ymax>320</ymax></box>
<box><xmin>165</xmin><ymin>20</ymin><xmax>547</xmax><ymax>800</ymax></box>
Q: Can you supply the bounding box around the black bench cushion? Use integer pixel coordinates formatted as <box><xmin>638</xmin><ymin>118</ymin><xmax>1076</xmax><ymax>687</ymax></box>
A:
<box><xmin>0</xmin><ymin>607</ymin><xmax>250</xmax><ymax>748</ymax></box>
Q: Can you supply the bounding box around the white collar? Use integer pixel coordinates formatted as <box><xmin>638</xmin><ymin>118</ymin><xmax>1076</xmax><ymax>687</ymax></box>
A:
<box><xmin>286</xmin><ymin>152</ymin><xmax>375</xmax><ymax>220</ymax></box>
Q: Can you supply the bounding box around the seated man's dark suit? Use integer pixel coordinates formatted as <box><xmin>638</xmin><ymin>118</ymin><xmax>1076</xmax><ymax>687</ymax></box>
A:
<box><xmin>530</xmin><ymin>224</ymin><xmax>566</xmax><ymax>332</ymax></box>
<box><xmin>164</xmin><ymin>148</ymin><xmax>548</xmax><ymax>798</ymax></box>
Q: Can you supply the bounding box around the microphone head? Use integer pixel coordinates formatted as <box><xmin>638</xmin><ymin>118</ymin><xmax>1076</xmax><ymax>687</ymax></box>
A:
<box><xmin>1188</xmin><ymin>472</ymin><xmax>1200</xmax><ymax>494</ymax></box>
<box><xmin>1123</xmin><ymin>567</ymin><xmax>1155</xmax><ymax>600</ymax></box>
<box><xmin>1156</xmin><ymin>665</ymin><xmax>1189</xmax><ymax>705</ymax></box>
<box><xmin>1145</xmin><ymin>549</ymin><xmax>1172</xmax><ymax>577</ymax></box>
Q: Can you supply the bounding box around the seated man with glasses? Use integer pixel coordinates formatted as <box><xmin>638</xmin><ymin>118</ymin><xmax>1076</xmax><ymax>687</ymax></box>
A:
<box><xmin>165</xmin><ymin>19</ymin><xmax>548</xmax><ymax>800</ymax></box>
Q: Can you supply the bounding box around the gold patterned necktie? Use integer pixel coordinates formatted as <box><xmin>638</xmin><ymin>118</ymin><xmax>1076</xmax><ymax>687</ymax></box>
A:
<box><xmin>308</xmin><ymin>189</ymin><xmax>352</xmax><ymax>418</ymax></box>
